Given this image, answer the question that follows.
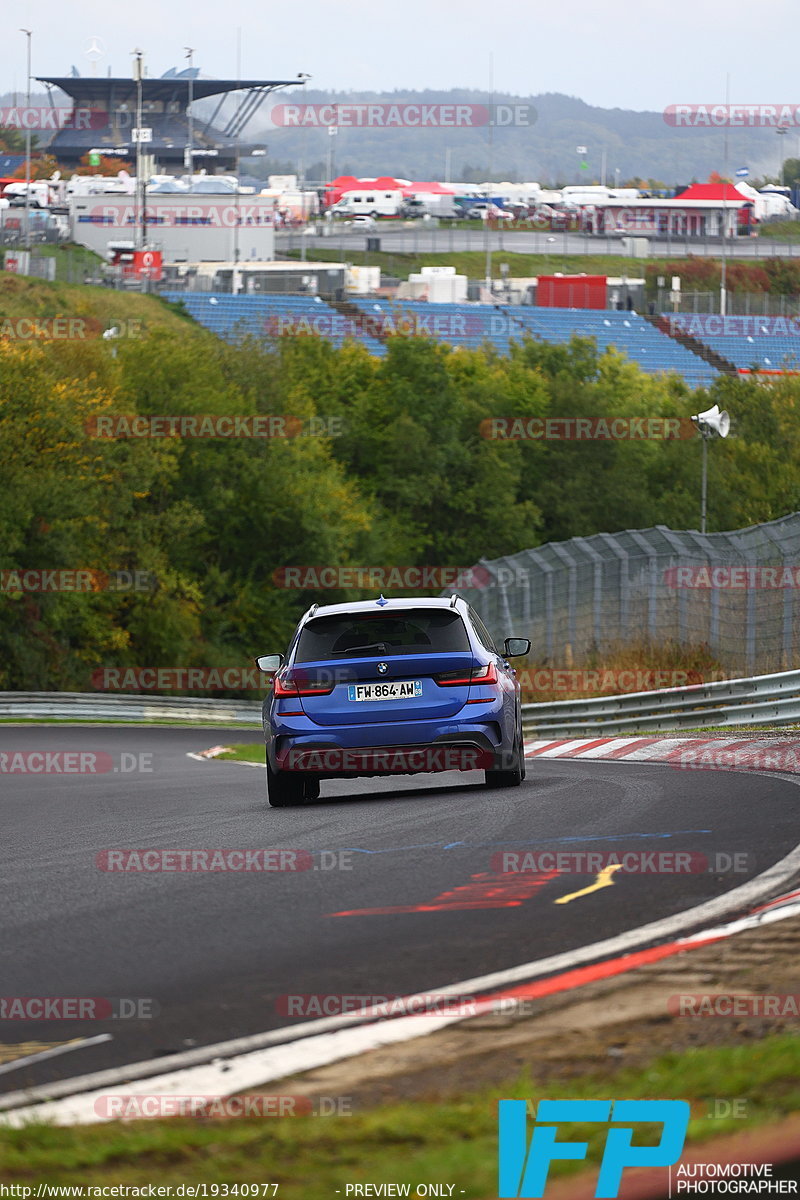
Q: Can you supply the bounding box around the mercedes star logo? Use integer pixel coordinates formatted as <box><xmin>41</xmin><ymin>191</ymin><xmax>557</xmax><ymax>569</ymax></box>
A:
<box><xmin>377</xmin><ymin>662</ymin><xmax>388</xmax><ymax>674</ymax></box>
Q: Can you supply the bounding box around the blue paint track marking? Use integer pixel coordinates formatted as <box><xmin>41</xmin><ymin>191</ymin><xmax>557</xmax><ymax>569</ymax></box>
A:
<box><xmin>316</xmin><ymin>830</ymin><xmax>715</xmax><ymax>856</ymax></box>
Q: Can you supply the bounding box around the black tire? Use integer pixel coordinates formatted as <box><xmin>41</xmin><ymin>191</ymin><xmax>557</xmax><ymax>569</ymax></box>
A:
<box><xmin>485</xmin><ymin>728</ymin><xmax>525</xmax><ymax>789</ymax></box>
<box><xmin>266</xmin><ymin>760</ymin><xmax>307</xmax><ymax>807</ymax></box>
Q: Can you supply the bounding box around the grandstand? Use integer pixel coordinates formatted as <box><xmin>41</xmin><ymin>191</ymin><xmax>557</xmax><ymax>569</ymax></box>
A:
<box><xmin>35</xmin><ymin>71</ymin><xmax>301</xmax><ymax>172</ymax></box>
<box><xmin>164</xmin><ymin>293</ymin><xmax>719</xmax><ymax>386</ymax></box>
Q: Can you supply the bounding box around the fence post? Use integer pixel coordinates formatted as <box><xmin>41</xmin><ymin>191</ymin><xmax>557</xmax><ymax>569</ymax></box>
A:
<box><xmin>572</xmin><ymin>536</ymin><xmax>605</xmax><ymax>649</ymax></box>
<box><xmin>527</xmin><ymin>549</ymin><xmax>556</xmax><ymax>662</ymax></box>
<box><xmin>550</xmin><ymin>543</ymin><xmax>578</xmax><ymax>657</ymax></box>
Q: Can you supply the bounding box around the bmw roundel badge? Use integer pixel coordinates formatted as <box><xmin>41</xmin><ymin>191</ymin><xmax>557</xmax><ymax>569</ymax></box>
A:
<box><xmin>377</xmin><ymin>662</ymin><xmax>389</xmax><ymax>675</ymax></box>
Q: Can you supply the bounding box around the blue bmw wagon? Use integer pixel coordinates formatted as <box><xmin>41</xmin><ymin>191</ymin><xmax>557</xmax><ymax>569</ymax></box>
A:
<box><xmin>255</xmin><ymin>594</ymin><xmax>530</xmax><ymax>807</ymax></box>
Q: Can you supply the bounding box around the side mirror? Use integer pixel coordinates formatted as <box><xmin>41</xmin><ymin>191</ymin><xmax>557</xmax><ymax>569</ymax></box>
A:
<box><xmin>255</xmin><ymin>653</ymin><xmax>284</xmax><ymax>673</ymax></box>
<box><xmin>503</xmin><ymin>638</ymin><xmax>531</xmax><ymax>658</ymax></box>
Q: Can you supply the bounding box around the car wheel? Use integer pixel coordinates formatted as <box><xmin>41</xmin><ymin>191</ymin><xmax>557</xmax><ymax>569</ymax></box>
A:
<box><xmin>266</xmin><ymin>760</ymin><xmax>312</xmax><ymax>807</ymax></box>
<box><xmin>485</xmin><ymin>728</ymin><xmax>525</xmax><ymax>789</ymax></box>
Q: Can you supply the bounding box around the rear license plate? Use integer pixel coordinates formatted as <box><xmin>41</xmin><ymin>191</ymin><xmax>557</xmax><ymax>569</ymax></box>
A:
<box><xmin>347</xmin><ymin>680</ymin><xmax>423</xmax><ymax>702</ymax></box>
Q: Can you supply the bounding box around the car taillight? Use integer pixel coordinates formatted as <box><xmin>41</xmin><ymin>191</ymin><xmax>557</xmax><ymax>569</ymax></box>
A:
<box><xmin>274</xmin><ymin>675</ymin><xmax>335</xmax><ymax>698</ymax></box>
<box><xmin>434</xmin><ymin>662</ymin><xmax>498</xmax><ymax>687</ymax></box>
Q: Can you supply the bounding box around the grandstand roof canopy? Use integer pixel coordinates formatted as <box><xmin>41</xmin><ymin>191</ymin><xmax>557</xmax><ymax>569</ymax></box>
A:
<box><xmin>37</xmin><ymin>77</ymin><xmax>300</xmax><ymax>104</ymax></box>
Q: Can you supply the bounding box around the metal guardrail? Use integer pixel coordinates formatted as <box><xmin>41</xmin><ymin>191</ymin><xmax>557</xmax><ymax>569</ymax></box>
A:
<box><xmin>0</xmin><ymin>692</ymin><xmax>262</xmax><ymax>725</ymax></box>
<box><xmin>1</xmin><ymin>671</ymin><xmax>799</xmax><ymax>735</ymax></box>
<box><xmin>521</xmin><ymin>668</ymin><xmax>800</xmax><ymax>736</ymax></box>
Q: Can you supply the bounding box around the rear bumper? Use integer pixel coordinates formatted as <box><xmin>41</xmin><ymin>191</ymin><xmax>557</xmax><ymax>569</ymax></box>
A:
<box><xmin>278</xmin><ymin>739</ymin><xmax>494</xmax><ymax>776</ymax></box>
<box><xmin>264</xmin><ymin>700</ymin><xmax>518</xmax><ymax>777</ymax></box>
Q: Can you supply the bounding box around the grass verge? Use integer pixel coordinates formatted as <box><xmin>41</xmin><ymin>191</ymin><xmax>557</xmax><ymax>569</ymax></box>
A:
<box><xmin>1</xmin><ymin>1034</ymin><xmax>798</xmax><ymax>1195</ymax></box>
<box><xmin>214</xmin><ymin>743</ymin><xmax>265</xmax><ymax>762</ymax></box>
<box><xmin>283</xmin><ymin>246</ymin><xmax>685</xmax><ymax>281</ymax></box>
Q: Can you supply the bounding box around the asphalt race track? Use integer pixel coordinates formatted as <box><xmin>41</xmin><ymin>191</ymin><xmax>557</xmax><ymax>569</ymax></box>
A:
<box><xmin>2</xmin><ymin>724</ymin><xmax>798</xmax><ymax>1095</ymax></box>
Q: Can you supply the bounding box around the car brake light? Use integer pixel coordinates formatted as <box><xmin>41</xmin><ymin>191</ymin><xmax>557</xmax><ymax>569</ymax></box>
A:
<box><xmin>434</xmin><ymin>662</ymin><xmax>498</xmax><ymax>687</ymax></box>
<box><xmin>274</xmin><ymin>674</ymin><xmax>335</xmax><ymax>698</ymax></box>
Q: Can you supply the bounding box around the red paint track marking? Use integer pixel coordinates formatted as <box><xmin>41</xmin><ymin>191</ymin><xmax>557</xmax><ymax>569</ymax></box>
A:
<box><xmin>327</xmin><ymin>869</ymin><xmax>560</xmax><ymax>917</ymax></box>
<box><xmin>750</xmin><ymin>886</ymin><xmax>800</xmax><ymax>915</ymax></box>
<box><xmin>552</xmin><ymin>737</ymin><xmax>617</xmax><ymax>756</ymax></box>
<box><xmin>601</xmin><ymin>737</ymin><xmax>664</xmax><ymax>759</ymax></box>
<box><xmin>660</xmin><ymin>738</ymin><xmax>735</xmax><ymax>760</ymax></box>
<box><xmin>473</xmin><ymin>932</ymin><xmax>728</xmax><ymax>1011</ymax></box>
<box><xmin>524</xmin><ymin>739</ymin><xmax>578</xmax><ymax>758</ymax></box>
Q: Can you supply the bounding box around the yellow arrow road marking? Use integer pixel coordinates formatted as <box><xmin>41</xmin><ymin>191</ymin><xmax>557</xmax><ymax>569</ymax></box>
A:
<box><xmin>0</xmin><ymin>1040</ymin><xmax>80</xmax><ymax>1064</ymax></box>
<box><xmin>554</xmin><ymin>863</ymin><xmax>624</xmax><ymax>904</ymax></box>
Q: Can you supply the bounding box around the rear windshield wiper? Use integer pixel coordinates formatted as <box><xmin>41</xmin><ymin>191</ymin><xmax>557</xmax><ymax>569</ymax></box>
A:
<box><xmin>333</xmin><ymin>642</ymin><xmax>390</xmax><ymax>656</ymax></box>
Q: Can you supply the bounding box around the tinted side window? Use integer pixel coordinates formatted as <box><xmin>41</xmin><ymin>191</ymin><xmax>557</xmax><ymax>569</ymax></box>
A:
<box><xmin>468</xmin><ymin>608</ymin><xmax>498</xmax><ymax>654</ymax></box>
<box><xmin>295</xmin><ymin>610</ymin><xmax>470</xmax><ymax>662</ymax></box>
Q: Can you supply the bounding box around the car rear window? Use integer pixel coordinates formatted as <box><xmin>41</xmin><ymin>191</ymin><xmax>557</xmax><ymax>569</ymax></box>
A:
<box><xmin>294</xmin><ymin>609</ymin><xmax>470</xmax><ymax>662</ymax></box>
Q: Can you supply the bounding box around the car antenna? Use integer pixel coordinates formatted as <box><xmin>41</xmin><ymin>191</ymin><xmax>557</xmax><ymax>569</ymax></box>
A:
<box><xmin>375</xmin><ymin>594</ymin><xmax>388</xmax><ymax>606</ymax></box>
<box><xmin>450</xmin><ymin>593</ymin><xmax>459</xmax><ymax>607</ymax></box>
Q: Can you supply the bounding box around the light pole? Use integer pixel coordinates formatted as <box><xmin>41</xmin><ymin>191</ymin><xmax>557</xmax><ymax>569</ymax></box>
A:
<box><xmin>691</xmin><ymin>403</ymin><xmax>730</xmax><ymax>534</ymax></box>
<box><xmin>232</xmin><ymin>28</ymin><xmax>242</xmax><ymax>295</ymax></box>
<box><xmin>296</xmin><ymin>74</ymin><xmax>311</xmax><ymax>262</ymax></box>
<box><xmin>20</xmin><ymin>29</ymin><xmax>32</xmax><ymax>251</ymax></box>
<box><xmin>326</xmin><ymin>126</ymin><xmax>337</xmax><ymax>196</ymax></box>
<box><xmin>132</xmin><ymin>49</ymin><xmax>145</xmax><ymax>251</ymax></box>
<box><xmin>776</xmin><ymin>126</ymin><xmax>788</xmax><ymax>187</ymax></box>
<box><xmin>184</xmin><ymin>47</ymin><xmax>195</xmax><ymax>179</ymax></box>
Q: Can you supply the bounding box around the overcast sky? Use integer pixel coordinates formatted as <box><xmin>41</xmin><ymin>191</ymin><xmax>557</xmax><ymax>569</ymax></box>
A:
<box><xmin>2</xmin><ymin>0</ymin><xmax>798</xmax><ymax>114</ymax></box>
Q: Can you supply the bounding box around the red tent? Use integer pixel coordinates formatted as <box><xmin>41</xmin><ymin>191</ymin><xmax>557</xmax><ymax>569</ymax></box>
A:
<box><xmin>402</xmin><ymin>181</ymin><xmax>455</xmax><ymax>196</ymax></box>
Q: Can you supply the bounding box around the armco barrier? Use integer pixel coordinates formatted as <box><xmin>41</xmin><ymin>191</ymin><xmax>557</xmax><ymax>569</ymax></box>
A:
<box><xmin>521</xmin><ymin>667</ymin><xmax>800</xmax><ymax>735</ymax></box>
<box><xmin>0</xmin><ymin>692</ymin><xmax>262</xmax><ymax>724</ymax></box>
<box><xmin>2</xmin><ymin>669</ymin><xmax>800</xmax><ymax>733</ymax></box>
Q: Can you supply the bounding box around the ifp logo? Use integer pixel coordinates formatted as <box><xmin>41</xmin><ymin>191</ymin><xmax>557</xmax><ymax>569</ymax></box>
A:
<box><xmin>498</xmin><ymin>1099</ymin><xmax>690</xmax><ymax>1197</ymax></box>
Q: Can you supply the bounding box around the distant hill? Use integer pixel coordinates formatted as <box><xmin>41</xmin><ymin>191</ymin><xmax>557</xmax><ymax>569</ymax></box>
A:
<box><xmin>248</xmin><ymin>88</ymin><xmax>788</xmax><ymax>186</ymax></box>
